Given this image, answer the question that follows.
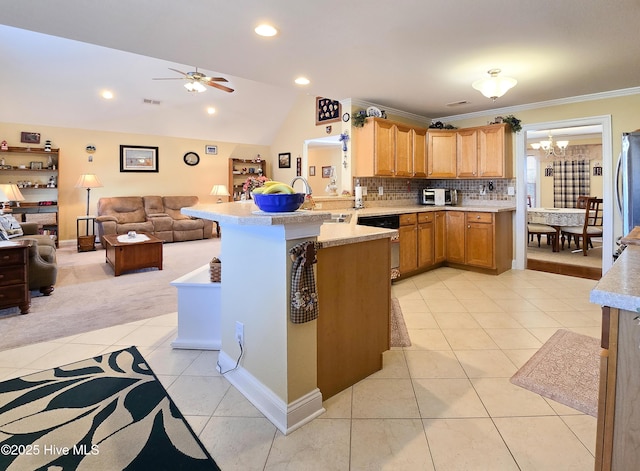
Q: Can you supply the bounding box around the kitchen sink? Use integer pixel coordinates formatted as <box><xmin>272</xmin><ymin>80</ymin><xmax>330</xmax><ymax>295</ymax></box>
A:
<box><xmin>326</xmin><ymin>213</ymin><xmax>352</xmax><ymax>223</ymax></box>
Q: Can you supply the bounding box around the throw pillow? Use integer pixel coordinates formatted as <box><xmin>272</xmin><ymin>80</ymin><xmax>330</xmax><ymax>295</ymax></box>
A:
<box><xmin>0</xmin><ymin>214</ymin><xmax>24</xmax><ymax>238</ymax></box>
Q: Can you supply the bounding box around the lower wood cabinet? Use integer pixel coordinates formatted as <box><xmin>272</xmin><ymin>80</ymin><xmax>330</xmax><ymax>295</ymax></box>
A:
<box><xmin>399</xmin><ymin>211</ymin><xmax>446</xmax><ymax>275</ymax></box>
<box><xmin>417</xmin><ymin>213</ymin><xmax>435</xmax><ymax>268</ymax></box>
<box><xmin>596</xmin><ymin>306</ymin><xmax>640</xmax><ymax>470</ymax></box>
<box><xmin>0</xmin><ymin>240</ymin><xmax>30</xmax><ymax>314</ymax></box>
<box><xmin>316</xmin><ymin>238</ymin><xmax>390</xmax><ymax>400</ymax></box>
<box><xmin>399</xmin><ymin>213</ymin><xmax>418</xmax><ymax>273</ymax></box>
<box><xmin>434</xmin><ymin>211</ymin><xmax>446</xmax><ymax>263</ymax></box>
<box><xmin>446</xmin><ymin>210</ymin><xmax>512</xmax><ymax>274</ymax></box>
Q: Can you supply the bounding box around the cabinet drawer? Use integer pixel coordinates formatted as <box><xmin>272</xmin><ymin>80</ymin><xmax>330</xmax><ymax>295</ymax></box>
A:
<box><xmin>466</xmin><ymin>212</ymin><xmax>493</xmax><ymax>224</ymax></box>
<box><xmin>417</xmin><ymin>212</ymin><xmax>434</xmax><ymax>224</ymax></box>
<box><xmin>0</xmin><ymin>267</ymin><xmax>26</xmax><ymax>287</ymax></box>
<box><xmin>399</xmin><ymin>213</ymin><xmax>417</xmax><ymax>226</ymax></box>
<box><xmin>0</xmin><ymin>249</ymin><xmax>27</xmax><ymax>265</ymax></box>
<box><xmin>0</xmin><ymin>284</ymin><xmax>27</xmax><ymax>305</ymax></box>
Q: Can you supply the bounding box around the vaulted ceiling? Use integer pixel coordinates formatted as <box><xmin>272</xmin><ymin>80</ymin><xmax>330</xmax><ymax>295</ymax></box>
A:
<box><xmin>1</xmin><ymin>1</ymin><xmax>639</xmax><ymax>145</ymax></box>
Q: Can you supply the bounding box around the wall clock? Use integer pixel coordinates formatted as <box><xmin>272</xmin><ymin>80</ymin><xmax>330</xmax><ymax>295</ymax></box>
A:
<box><xmin>183</xmin><ymin>152</ymin><xmax>200</xmax><ymax>166</ymax></box>
<box><xmin>342</xmin><ymin>112</ymin><xmax>350</xmax><ymax>122</ymax></box>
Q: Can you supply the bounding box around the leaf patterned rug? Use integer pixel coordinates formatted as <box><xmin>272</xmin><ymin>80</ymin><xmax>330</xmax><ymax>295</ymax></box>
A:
<box><xmin>0</xmin><ymin>346</ymin><xmax>220</xmax><ymax>470</ymax></box>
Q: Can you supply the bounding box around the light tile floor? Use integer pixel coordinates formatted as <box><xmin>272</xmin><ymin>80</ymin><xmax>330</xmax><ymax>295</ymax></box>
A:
<box><xmin>0</xmin><ymin>267</ymin><xmax>600</xmax><ymax>470</ymax></box>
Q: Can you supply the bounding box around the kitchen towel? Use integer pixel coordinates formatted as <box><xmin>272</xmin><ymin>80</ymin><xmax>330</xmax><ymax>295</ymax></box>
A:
<box><xmin>289</xmin><ymin>241</ymin><xmax>320</xmax><ymax>324</ymax></box>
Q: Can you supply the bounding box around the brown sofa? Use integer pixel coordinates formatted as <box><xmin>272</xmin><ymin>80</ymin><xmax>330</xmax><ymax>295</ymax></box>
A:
<box><xmin>96</xmin><ymin>196</ymin><xmax>213</xmax><ymax>245</ymax></box>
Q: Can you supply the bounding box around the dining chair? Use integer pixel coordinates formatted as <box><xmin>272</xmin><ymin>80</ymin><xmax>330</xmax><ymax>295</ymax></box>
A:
<box><xmin>560</xmin><ymin>197</ymin><xmax>603</xmax><ymax>255</ymax></box>
<box><xmin>526</xmin><ymin>195</ymin><xmax>556</xmax><ymax>248</ymax></box>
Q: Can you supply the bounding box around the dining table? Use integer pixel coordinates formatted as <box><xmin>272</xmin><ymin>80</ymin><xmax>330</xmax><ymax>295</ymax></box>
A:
<box><xmin>527</xmin><ymin>207</ymin><xmax>586</xmax><ymax>252</ymax></box>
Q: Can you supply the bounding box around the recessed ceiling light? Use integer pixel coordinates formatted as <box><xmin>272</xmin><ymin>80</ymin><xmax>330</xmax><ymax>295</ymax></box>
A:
<box><xmin>207</xmin><ymin>107</ymin><xmax>216</xmax><ymax>115</ymax></box>
<box><xmin>101</xmin><ymin>90</ymin><xmax>114</xmax><ymax>100</ymax></box>
<box><xmin>295</xmin><ymin>77</ymin><xmax>310</xmax><ymax>85</ymax></box>
<box><xmin>255</xmin><ymin>24</ymin><xmax>278</xmax><ymax>37</ymax></box>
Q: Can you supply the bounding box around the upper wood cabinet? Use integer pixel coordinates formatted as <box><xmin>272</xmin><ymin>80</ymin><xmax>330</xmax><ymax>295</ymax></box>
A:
<box><xmin>478</xmin><ymin>123</ymin><xmax>512</xmax><ymax>178</ymax></box>
<box><xmin>427</xmin><ymin>130</ymin><xmax>457</xmax><ymax>178</ymax></box>
<box><xmin>354</xmin><ymin>118</ymin><xmax>428</xmax><ymax>177</ymax></box>
<box><xmin>429</xmin><ymin>123</ymin><xmax>513</xmax><ymax>179</ymax></box>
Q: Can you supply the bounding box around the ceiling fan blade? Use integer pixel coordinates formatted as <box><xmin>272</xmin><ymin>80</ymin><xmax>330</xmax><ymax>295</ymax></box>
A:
<box><xmin>204</xmin><ymin>77</ymin><xmax>228</xmax><ymax>83</ymax></box>
<box><xmin>152</xmin><ymin>77</ymin><xmax>184</xmax><ymax>80</ymax></box>
<box><xmin>204</xmin><ymin>81</ymin><xmax>234</xmax><ymax>93</ymax></box>
<box><xmin>168</xmin><ymin>68</ymin><xmax>189</xmax><ymax>77</ymax></box>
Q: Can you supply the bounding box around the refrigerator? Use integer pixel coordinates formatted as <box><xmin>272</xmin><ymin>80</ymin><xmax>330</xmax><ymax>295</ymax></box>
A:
<box><xmin>617</xmin><ymin>131</ymin><xmax>640</xmax><ymax>236</ymax></box>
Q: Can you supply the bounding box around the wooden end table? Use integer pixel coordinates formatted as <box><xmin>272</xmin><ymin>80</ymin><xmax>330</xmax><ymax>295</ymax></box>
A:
<box><xmin>102</xmin><ymin>233</ymin><xmax>163</xmax><ymax>276</ymax></box>
<box><xmin>0</xmin><ymin>240</ymin><xmax>31</xmax><ymax>314</ymax></box>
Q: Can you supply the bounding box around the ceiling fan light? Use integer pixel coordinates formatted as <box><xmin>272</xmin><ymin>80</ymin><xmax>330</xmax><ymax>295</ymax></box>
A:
<box><xmin>184</xmin><ymin>81</ymin><xmax>206</xmax><ymax>93</ymax></box>
<box><xmin>472</xmin><ymin>69</ymin><xmax>517</xmax><ymax>100</ymax></box>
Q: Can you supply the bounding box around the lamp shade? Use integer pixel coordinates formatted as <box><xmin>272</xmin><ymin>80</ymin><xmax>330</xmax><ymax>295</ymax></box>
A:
<box><xmin>472</xmin><ymin>69</ymin><xmax>517</xmax><ymax>101</ymax></box>
<box><xmin>0</xmin><ymin>183</ymin><xmax>25</xmax><ymax>202</ymax></box>
<box><xmin>75</xmin><ymin>174</ymin><xmax>103</xmax><ymax>189</ymax></box>
<box><xmin>210</xmin><ymin>184</ymin><xmax>230</xmax><ymax>203</ymax></box>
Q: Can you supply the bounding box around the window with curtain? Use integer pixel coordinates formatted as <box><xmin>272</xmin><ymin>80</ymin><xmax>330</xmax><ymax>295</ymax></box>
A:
<box><xmin>553</xmin><ymin>160</ymin><xmax>590</xmax><ymax>208</ymax></box>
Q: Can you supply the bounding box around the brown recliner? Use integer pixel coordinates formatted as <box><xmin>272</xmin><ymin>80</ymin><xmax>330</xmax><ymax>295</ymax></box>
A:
<box><xmin>96</xmin><ymin>197</ymin><xmax>154</xmax><ymax>246</ymax></box>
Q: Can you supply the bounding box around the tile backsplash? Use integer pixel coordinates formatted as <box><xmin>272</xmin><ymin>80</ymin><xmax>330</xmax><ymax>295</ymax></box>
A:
<box><xmin>355</xmin><ymin>177</ymin><xmax>516</xmax><ymax>206</ymax></box>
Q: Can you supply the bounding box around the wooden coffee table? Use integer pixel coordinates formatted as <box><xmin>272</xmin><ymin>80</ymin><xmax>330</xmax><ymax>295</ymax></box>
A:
<box><xmin>103</xmin><ymin>233</ymin><xmax>163</xmax><ymax>276</ymax></box>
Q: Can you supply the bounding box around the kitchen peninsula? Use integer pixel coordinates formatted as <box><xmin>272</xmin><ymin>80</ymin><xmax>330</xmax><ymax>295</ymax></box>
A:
<box><xmin>181</xmin><ymin>202</ymin><xmax>396</xmax><ymax>434</ymax></box>
<box><xmin>590</xmin><ymin>239</ymin><xmax>640</xmax><ymax>470</ymax></box>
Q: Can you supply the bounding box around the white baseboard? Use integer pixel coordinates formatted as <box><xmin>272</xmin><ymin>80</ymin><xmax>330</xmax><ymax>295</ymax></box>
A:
<box><xmin>217</xmin><ymin>350</ymin><xmax>325</xmax><ymax>435</ymax></box>
<box><xmin>171</xmin><ymin>338</ymin><xmax>221</xmax><ymax>350</ymax></box>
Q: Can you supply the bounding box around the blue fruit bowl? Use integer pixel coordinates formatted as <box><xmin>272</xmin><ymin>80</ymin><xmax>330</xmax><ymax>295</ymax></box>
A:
<box><xmin>253</xmin><ymin>193</ymin><xmax>306</xmax><ymax>212</ymax></box>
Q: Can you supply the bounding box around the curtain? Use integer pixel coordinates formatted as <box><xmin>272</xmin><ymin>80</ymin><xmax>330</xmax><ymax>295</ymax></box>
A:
<box><xmin>553</xmin><ymin>160</ymin><xmax>590</xmax><ymax>208</ymax></box>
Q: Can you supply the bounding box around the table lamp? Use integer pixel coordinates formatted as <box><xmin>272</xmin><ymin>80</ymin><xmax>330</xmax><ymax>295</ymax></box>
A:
<box><xmin>0</xmin><ymin>183</ymin><xmax>25</xmax><ymax>211</ymax></box>
<box><xmin>75</xmin><ymin>174</ymin><xmax>103</xmax><ymax>216</ymax></box>
<box><xmin>210</xmin><ymin>184</ymin><xmax>230</xmax><ymax>203</ymax></box>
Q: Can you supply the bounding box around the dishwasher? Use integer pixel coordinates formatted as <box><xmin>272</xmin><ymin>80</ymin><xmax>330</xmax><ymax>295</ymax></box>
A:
<box><xmin>357</xmin><ymin>214</ymin><xmax>400</xmax><ymax>280</ymax></box>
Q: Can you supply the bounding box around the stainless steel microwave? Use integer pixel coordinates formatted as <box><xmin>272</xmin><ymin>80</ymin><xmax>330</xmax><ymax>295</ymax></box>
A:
<box><xmin>421</xmin><ymin>188</ymin><xmax>458</xmax><ymax>206</ymax></box>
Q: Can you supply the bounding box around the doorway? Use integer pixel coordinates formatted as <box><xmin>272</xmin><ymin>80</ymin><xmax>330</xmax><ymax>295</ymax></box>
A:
<box><xmin>514</xmin><ymin>116</ymin><xmax>613</xmax><ymax>277</ymax></box>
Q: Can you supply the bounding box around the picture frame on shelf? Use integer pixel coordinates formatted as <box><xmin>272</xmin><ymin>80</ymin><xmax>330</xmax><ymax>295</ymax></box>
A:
<box><xmin>120</xmin><ymin>145</ymin><xmax>159</xmax><ymax>172</ymax></box>
<box><xmin>20</xmin><ymin>132</ymin><xmax>41</xmax><ymax>144</ymax></box>
<box><xmin>309</xmin><ymin>166</ymin><xmax>316</xmax><ymax>176</ymax></box>
<box><xmin>30</xmin><ymin>161</ymin><xmax>43</xmax><ymax>170</ymax></box>
<box><xmin>278</xmin><ymin>152</ymin><xmax>291</xmax><ymax>168</ymax></box>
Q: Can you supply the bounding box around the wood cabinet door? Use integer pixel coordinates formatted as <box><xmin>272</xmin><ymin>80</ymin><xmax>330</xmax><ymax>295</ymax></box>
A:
<box><xmin>445</xmin><ymin>211</ymin><xmax>465</xmax><ymax>263</ymax></box>
<box><xmin>399</xmin><ymin>224</ymin><xmax>418</xmax><ymax>273</ymax></box>
<box><xmin>412</xmin><ymin>128</ymin><xmax>428</xmax><ymax>178</ymax></box>
<box><xmin>434</xmin><ymin>211</ymin><xmax>446</xmax><ymax>263</ymax></box>
<box><xmin>418</xmin><ymin>222</ymin><xmax>435</xmax><ymax>268</ymax></box>
<box><xmin>427</xmin><ymin>130</ymin><xmax>457</xmax><ymax>178</ymax></box>
<box><xmin>466</xmin><ymin>222</ymin><xmax>494</xmax><ymax>268</ymax></box>
<box><xmin>374</xmin><ymin>120</ymin><xmax>395</xmax><ymax>176</ymax></box>
<box><xmin>478</xmin><ymin>124</ymin><xmax>507</xmax><ymax>178</ymax></box>
<box><xmin>456</xmin><ymin>128</ymin><xmax>479</xmax><ymax>177</ymax></box>
<box><xmin>394</xmin><ymin>123</ymin><xmax>413</xmax><ymax>177</ymax></box>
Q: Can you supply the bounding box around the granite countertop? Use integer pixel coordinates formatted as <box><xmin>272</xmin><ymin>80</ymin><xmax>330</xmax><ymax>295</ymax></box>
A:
<box><xmin>590</xmin><ymin>245</ymin><xmax>640</xmax><ymax>312</ymax></box>
<box><xmin>182</xmin><ymin>202</ymin><xmax>331</xmax><ymax>226</ymax></box>
<box><xmin>318</xmin><ymin>223</ymin><xmax>396</xmax><ymax>248</ymax></box>
<box><xmin>330</xmin><ymin>204</ymin><xmax>515</xmax><ymax>218</ymax></box>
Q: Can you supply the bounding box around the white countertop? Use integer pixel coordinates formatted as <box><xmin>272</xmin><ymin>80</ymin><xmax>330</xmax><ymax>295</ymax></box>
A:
<box><xmin>590</xmin><ymin>245</ymin><xmax>640</xmax><ymax>311</ymax></box>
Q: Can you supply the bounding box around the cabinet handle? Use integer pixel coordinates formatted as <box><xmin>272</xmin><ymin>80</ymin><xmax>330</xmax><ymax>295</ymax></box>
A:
<box><xmin>476</xmin><ymin>215</ymin><xmax>481</xmax><ymax>219</ymax></box>
<box><xmin>468</xmin><ymin>225</ymin><xmax>471</xmax><ymax>228</ymax></box>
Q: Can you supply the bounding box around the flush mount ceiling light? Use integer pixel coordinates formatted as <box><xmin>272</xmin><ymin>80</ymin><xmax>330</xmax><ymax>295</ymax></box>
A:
<box><xmin>101</xmin><ymin>90</ymin><xmax>114</xmax><ymax>100</ymax></box>
<box><xmin>294</xmin><ymin>77</ymin><xmax>310</xmax><ymax>85</ymax></box>
<box><xmin>255</xmin><ymin>24</ymin><xmax>278</xmax><ymax>37</ymax></box>
<box><xmin>531</xmin><ymin>134</ymin><xmax>569</xmax><ymax>158</ymax></box>
<box><xmin>472</xmin><ymin>68</ymin><xmax>517</xmax><ymax>101</ymax></box>
<box><xmin>184</xmin><ymin>80</ymin><xmax>206</xmax><ymax>93</ymax></box>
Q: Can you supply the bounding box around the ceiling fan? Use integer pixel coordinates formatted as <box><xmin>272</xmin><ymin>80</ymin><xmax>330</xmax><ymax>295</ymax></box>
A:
<box><xmin>153</xmin><ymin>67</ymin><xmax>234</xmax><ymax>93</ymax></box>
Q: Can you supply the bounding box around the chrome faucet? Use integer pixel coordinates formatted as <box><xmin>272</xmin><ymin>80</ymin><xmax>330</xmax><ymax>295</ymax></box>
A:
<box><xmin>290</xmin><ymin>176</ymin><xmax>313</xmax><ymax>195</ymax></box>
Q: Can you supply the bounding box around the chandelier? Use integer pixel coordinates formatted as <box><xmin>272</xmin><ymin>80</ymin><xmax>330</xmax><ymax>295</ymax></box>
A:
<box><xmin>472</xmin><ymin>69</ymin><xmax>517</xmax><ymax>101</ymax></box>
<box><xmin>530</xmin><ymin>134</ymin><xmax>569</xmax><ymax>157</ymax></box>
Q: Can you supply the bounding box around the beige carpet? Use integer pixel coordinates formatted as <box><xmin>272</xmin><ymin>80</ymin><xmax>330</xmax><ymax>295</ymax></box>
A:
<box><xmin>390</xmin><ymin>297</ymin><xmax>411</xmax><ymax>347</ymax></box>
<box><xmin>0</xmin><ymin>238</ymin><xmax>221</xmax><ymax>352</ymax></box>
<box><xmin>510</xmin><ymin>329</ymin><xmax>600</xmax><ymax>417</ymax></box>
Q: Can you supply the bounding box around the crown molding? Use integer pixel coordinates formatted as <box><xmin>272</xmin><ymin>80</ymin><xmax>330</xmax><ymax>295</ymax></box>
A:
<box><xmin>435</xmin><ymin>87</ymin><xmax>640</xmax><ymax>122</ymax></box>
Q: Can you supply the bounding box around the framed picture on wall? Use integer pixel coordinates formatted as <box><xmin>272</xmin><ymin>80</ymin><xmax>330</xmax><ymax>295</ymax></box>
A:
<box><xmin>120</xmin><ymin>145</ymin><xmax>159</xmax><ymax>172</ymax></box>
<box><xmin>322</xmin><ymin>166</ymin><xmax>332</xmax><ymax>178</ymax></box>
<box><xmin>309</xmin><ymin>166</ymin><xmax>316</xmax><ymax>176</ymax></box>
<box><xmin>315</xmin><ymin>97</ymin><xmax>341</xmax><ymax>125</ymax></box>
<box><xmin>278</xmin><ymin>152</ymin><xmax>291</xmax><ymax>168</ymax></box>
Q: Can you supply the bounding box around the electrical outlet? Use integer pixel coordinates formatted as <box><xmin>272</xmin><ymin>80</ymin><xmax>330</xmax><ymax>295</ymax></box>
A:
<box><xmin>378</xmin><ymin>186</ymin><xmax>384</xmax><ymax>196</ymax></box>
<box><xmin>507</xmin><ymin>186</ymin><xmax>515</xmax><ymax>196</ymax></box>
<box><xmin>235</xmin><ymin>321</ymin><xmax>244</xmax><ymax>345</ymax></box>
